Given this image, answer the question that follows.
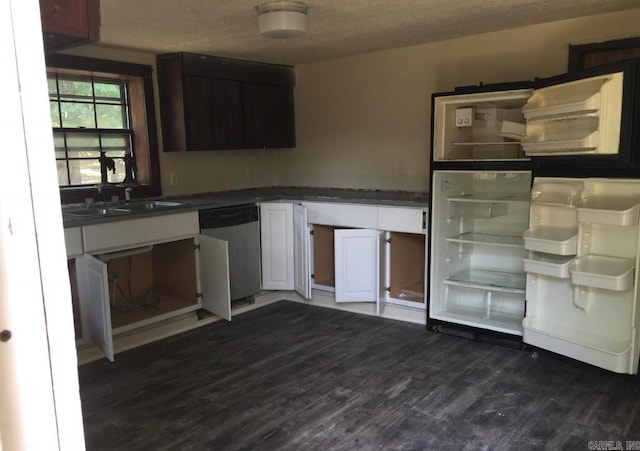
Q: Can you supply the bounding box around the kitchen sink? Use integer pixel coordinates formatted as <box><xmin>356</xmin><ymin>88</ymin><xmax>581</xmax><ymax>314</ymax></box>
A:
<box><xmin>64</xmin><ymin>200</ymin><xmax>186</xmax><ymax>218</ymax></box>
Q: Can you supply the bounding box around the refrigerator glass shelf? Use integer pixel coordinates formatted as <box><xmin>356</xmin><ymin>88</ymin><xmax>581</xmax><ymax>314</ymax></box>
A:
<box><xmin>452</xmin><ymin>141</ymin><xmax>521</xmax><ymax>146</ymax></box>
<box><xmin>577</xmin><ymin>196</ymin><xmax>640</xmax><ymax>226</ymax></box>
<box><xmin>448</xmin><ymin>194</ymin><xmax>530</xmax><ymax>203</ymax></box>
<box><xmin>523</xmin><ymin>226</ymin><xmax>578</xmax><ymax>255</ymax></box>
<box><xmin>443</xmin><ymin>269</ymin><xmax>525</xmax><ymax>293</ymax></box>
<box><xmin>447</xmin><ymin>232</ymin><xmax>524</xmax><ymax>248</ymax></box>
<box><xmin>570</xmin><ymin>255</ymin><xmax>635</xmax><ymax>291</ymax></box>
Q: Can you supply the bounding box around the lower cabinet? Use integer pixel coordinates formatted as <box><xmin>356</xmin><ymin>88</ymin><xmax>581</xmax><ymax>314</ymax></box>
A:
<box><xmin>259</xmin><ymin>201</ymin><xmax>428</xmax><ymax>317</ymax></box>
<box><xmin>74</xmin><ymin>212</ymin><xmax>231</xmax><ymax>361</ymax></box>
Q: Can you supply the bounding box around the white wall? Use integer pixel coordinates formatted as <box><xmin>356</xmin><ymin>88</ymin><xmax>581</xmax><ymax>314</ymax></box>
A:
<box><xmin>67</xmin><ymin>8</ymin><xmax>640</xmax><ymax>196</ymax></box>
<box><xmin>281</xmin><ymin>8</ymin><xmax>640</xmax><ymax>192</ymax></box>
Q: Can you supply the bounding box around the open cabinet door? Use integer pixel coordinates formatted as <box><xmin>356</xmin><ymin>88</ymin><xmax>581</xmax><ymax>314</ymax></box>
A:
<box><xmin>335</xmin><ymin>229</ymin><xmax>383</xmax><ymax>303</ymax></box>
<box><xmin>376</xmin><ymin>232</ymin><xmax>387</xmax><ymax>315</ymax></box>
<box><xmin>293</xmin><ymin>204</ymin><xmax>311</xmax><ymax>299</ymax></box>
<box><xmin>198</xmin><ymin>235</ymin><xmax>231</xmax><ymax>321</ymax></box>
<box><xmin>76</xmin><ymin>254</ymin><xmax>114</xmax><ymax>361</ymax></box>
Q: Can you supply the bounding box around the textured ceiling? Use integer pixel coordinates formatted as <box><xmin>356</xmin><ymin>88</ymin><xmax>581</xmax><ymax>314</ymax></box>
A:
<box><xmin>99</xmin><ymin>0</ymin><xmax>640</xmax><ymax>65</ymax></box>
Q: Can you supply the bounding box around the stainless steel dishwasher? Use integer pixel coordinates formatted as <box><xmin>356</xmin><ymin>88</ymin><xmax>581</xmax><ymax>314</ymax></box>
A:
<box><xmin>199</xmin><ymin>204</ymin><xmax>261</xmax><ymax>304</ymax></box>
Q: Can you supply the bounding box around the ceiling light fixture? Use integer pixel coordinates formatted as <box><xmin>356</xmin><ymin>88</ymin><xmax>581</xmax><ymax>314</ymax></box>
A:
<box><xmin>256</xmin><ymin>1</ymin><xmax>309</xmax><ymax>39</ymax></box>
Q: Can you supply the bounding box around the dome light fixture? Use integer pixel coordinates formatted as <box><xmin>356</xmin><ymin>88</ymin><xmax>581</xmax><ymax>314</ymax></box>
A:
<box><xmin>256</xmin><ymin>1</ymin><xmax>309</xmax><ymax>38</ymax></box>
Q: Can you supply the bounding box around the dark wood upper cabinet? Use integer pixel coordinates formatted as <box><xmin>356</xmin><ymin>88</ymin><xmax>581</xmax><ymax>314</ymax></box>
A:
<box><xmin>156</xmin><ymin>52</ymin><xmax>296</xmax><ymax>152</ymax></box>
<box><xmin>39</xmin><ymin>0</ymin><xmax>100</xmax><ymax>52</ymax></box>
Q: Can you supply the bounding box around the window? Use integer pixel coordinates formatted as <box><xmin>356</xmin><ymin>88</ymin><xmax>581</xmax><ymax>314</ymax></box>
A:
<box><xmin>46</xmin><ymin>54</ymin><xmax>161</xmax><ymax>204</ymax></box>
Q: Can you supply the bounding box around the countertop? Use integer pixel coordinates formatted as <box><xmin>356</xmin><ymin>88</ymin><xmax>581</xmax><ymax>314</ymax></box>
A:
<box><xmin>62</xmin><ymin>186</ymin><xmax>430</xmax><ymax>228</ymax></box>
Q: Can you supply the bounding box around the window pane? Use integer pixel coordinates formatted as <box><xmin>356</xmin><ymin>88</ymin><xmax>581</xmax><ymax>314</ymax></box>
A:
<box><xmin>101</xmin><ymin>134</ymin><xmax>129</xmax><ymax>150</ymax></box>
<box><xmin>56</xmin><ymin>160</ymin><xmax>69</xmax><ymax>186</ymax></box>
<box><xmin>50</xmin><ymin>101</ymin><xmax>61</xmax><ymax>127</ymax></box>
<box><xmin>96</xmin><ymin>104</ymin><xmax>125</xmax><ymax>129</ymax></box>
<box><xmin>68</xmin><ymin>159</ymin><xmax>101</xmax><ymax>185</ymax></box>
<box><xmin>54</xmin><ymin>133</ymin><xmax>66</xmax><ymax>158</ymax></box>
<box><xmin>66</xmin><ymin>134</ymin><xmax>100</xmax><ymax>154</ymax></box>
<box><xmin>94</xmin><ymin>82</ymin><xmax>122</xmax><ymax>100</ymax></box>
<box><xmin>58</xmin><ymin>78</ymin><xmax>93</xmax><ymax>99</ymax></box>
<box><xmin>60</xmin><ymin>102</ymin><xmax>95</xmax><ymax>128</ymax></box>
<box><xmin>104</xmin><ymin>151</ymin><xmax>126</xmax><ymax>159</ymax></box>
<box><xmin>48</xmin><ymin>78</ymin><xmax>58</xmax><ymax>97</ymax></box>
<box><xmin>107</xmin><ymin>159</ymin><xmax>126</xmax><ymax>184</ymax></box>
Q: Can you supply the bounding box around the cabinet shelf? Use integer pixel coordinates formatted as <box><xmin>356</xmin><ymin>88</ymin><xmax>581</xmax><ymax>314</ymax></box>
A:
<box><xmin>443</xmin><ymin>269</ymin><xmax>525</xmax><ymax>293</ymax></box>
<box><xmin>523</xmin><ymin>226</ymin><xmax>578</xmax><ymax>255</ymax></box>
<box><xmin>570</xmin><ymin>255</ymin><xmax>635</xmax><ymax>291</ymax></box>
<box><xmin>447</xmin><ymin>232</ymin><xmax>524</xmax><ymax>248</ymax></box>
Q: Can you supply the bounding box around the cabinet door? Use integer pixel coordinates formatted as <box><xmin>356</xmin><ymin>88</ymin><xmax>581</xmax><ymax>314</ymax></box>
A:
<box><xmin>198</xmin><ymin>235</ymin><xmax>231</xmax><ymax>321</ymax></box>
<box><xmin>243</xmin><ymin>82</ymin><xmax>295</xmax><ymax>149</ymax></box>
<box><xmin>183</xmin><ymin>76</ymin><xmax>243</xmax><ymax>150</ymax></box>
<box><xmin>76</xmin><ymin>254</ymin><xmax>114</xmax><ymax>361</ymax></box>
<box><xmin>260</xmin><ymin>203</ymin><xmax>294</xmax><ymax>290</ymax></box>
<box><xmin>334</xmin><ymin>229</ymin><xmax>385</xmax><ymax>304</ymax></box>
<box><xmin>293</xmin><ymin>204</ymin><xmax>311</xmax><ymax>299</ymax></box>
<box><xmin>39</xmin><ymin>0</ymin><xmax>100</xmax><ymax>51</ymax></box>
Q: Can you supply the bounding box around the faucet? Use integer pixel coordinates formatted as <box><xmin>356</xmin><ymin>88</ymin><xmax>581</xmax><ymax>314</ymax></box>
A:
<box><xmin>124</xmin><ymin>187</ymin><xmax>132</xmax><ymax>203</ymax></box>
<box><xmin>99</xmin><ymin>152</ymin><xmax>116</xmax><ymax>182</ymax></box>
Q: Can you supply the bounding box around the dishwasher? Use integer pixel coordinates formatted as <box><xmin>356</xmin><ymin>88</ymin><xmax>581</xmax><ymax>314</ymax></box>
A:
<box><xmin>199</xmin><ymin>204</ymin><xmax>261</xmax><ymax>305</ymax></box>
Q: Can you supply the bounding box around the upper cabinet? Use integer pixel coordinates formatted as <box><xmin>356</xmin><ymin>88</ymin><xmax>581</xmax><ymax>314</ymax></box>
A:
<box><xmin>39</xmin><ymin>0</ymin><xmax>100</xmax><ymax>52</ymax></box>
<box><xmin>156</xmin><ymin>52</ymin><xmax>296</xmax><ymax>151</ymax></box>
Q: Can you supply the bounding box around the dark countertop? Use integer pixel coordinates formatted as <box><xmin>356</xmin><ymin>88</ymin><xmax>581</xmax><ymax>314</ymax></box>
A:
<box><xmin>62</xmin><ymin>186</ymin><xmax>430</xmax><ymax>228</ymax></box>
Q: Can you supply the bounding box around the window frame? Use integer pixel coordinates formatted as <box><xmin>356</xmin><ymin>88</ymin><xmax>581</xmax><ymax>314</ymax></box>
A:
<box><xmin>46</xmin><ymin>54</ymin><xmax>161</xmax><ymax>204</ymax></box>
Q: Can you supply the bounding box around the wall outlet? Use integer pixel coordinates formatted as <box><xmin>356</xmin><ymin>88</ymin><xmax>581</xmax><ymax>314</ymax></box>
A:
<box><xmin>169</xmin><ymin>173</ymin><xmax>179</xmax><ymax>186</ymax></box>
<box><xmin>398</xmin><ymin>160</ymin><xmax>408</xmax><ymax>176</ymax></box>
<box><xmin>246</xmin><ymin>168</ymin><xmax>256</xmax><ymax>181</ymax></box>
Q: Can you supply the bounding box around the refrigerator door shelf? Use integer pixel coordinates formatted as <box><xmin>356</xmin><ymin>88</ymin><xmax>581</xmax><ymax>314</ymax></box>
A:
<box><xmin>570</xmin><ymin>255</ymin><xmax>635</xmax><ymax>291</ymax></box>
<box><xmin>523</xmin><ymin>252</ymin><xmax>574</xmax><ymax>278</ymax></box>
<box><xmin>522</xmin><ymin>131</ymin><xmax>598</xmax><ymax>156</ymax></box>
<box><xmin>523</xmin><ymin>226</ymin><xmax>578</xmax><ymax>255</ymax></box>
<box><xmin>576</xmin><ymin>196</ymin><xmax>640</xmax><ymax>226</ymax></box>
<box><xmin>531</xmin><ymin>180</ymin><xmax>584</xmax><ymax>206</ymax></box>
<box><xmin>522</xmin><ymin>316</ymin><xmax>633</xmax><ymax>374</ymax></box>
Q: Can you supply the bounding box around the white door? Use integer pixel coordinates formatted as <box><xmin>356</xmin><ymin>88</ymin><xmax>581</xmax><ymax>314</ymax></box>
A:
<box><xmin>77</xmin><ymin>254</ymin><xmax>115</xmax><ymax>361</ymax></box>
<box><xmin>260</xmin><ymin>203</ymin><xmax>294</xmax><ymax>290</ymax></box>
<box><xmin>335</xmin><ymin>229</ymin><xmax>385</xmax><ymax>304</ymax></box>
<box><xmin>198</xmin><ymin>234</ymin><xmax>232</xmax><ymax>321</ymax></box>
<box><xmin>293</xmin><ymin>204</ymin><xmax>312</xmax><ymax>299</ymax></box>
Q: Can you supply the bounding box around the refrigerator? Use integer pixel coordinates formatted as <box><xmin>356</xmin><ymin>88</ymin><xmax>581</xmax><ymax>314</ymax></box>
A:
<box><xmin>428</xmin><ymin>58</ymin><xmax>640</xmax><ymax>373</ymax></box>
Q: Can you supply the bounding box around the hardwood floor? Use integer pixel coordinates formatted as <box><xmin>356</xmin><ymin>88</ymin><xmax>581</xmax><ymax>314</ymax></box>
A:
<box><xmin>79</xmin><ymin>301</ymin><xmax>640</xmax><ymax>450</ymax></box>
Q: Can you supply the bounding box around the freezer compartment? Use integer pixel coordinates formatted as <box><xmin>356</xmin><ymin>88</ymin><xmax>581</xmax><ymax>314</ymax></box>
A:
<box><xmin>523</xmin><ymin>252</ymin><xmax>574</xmax><ymax>278</ymax></box>
<box><xmin>432</xmin><ymin>90</ymin><xmax>531</xmax><ymax>161</ymax></box>
<box><xmin>104</xmin><ymin>239</ymin><xmax>198</xmax><ymax>331</ymax></box>
<box><xmin>570</xmin><ymin>255</ymin><xmax>635</xmax><ymax>291</ymax></box>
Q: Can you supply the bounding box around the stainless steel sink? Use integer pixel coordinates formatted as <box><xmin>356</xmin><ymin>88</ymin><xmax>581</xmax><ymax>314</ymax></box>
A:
<box><xmin>64</xmin><ymin>200</ymin><xmax>185</xmax><ymax>217</ymax></box>
<box><xmin>120</xmin><ymin>200</ymin><xmax>183</xmax><ymax>211</ymax></box>
<box><xmin>64</xmin><ymin>206</ymin><xmax>130</xmax><ymax>217</ymax></box>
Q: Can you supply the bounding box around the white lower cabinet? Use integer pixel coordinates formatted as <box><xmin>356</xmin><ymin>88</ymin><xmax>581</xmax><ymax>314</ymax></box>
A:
<box><xmin>260</xmin><ymin>201</ymin><xmax>428</xmax><ymax>319</ymax></box>
<box><xmin>74</xmin><ymin>212</ymin><xmax>231</xmax><ymax>361</ymax></box>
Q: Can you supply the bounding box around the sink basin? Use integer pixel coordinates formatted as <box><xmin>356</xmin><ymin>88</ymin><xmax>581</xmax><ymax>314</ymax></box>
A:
<box><xmin>64</xmin><ymin>206</ymin><xmax>130</xmax><ymax>217</ymax></box>
<box><xmin>119</xmin><ymin>200</ymin><xmax>184</xmax><ymax>211</ymax></box>
<box><xmin>64</xmin><ymin>200</ymin><xmax>185</xmax><ymax>218</ymax></box>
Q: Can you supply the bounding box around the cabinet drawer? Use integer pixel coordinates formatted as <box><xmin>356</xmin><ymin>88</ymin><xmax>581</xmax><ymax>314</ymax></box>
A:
<box><xmin>304</xmin><ymin>202</ymin><xmax>378</xmax><ymax>228</ymax></box>
<box><xmin>64</xmin><ymin>227</ymin><xmax>83</xmax><ymax>257</ymax></box>
<box><xmin>83</xmin><ymin>211</ymin><xmax>199</xmax><ymax>253</ymax></box>
<box><xmin>377</xmin><ymin>207</ymin><xmax>426</xmax><ymax>234</ymax></box>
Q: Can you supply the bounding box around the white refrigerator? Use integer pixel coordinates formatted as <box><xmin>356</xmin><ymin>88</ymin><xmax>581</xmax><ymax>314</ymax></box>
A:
<box><xmin>428</xmin><ymin>58</ymin><xmax>640</xmax><ymax>373</ymax></box>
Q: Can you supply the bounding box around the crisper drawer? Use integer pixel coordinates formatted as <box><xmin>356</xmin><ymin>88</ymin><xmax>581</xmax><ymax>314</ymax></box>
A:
<box><xmin>83</xmin><ymin>211</ymin><xmax>199</xmax><ymax>253</ymax></box>
<box><xmin>377</xmin><ymin>206</ymin><xmax>426</xmax><ymax>234</ymax></box>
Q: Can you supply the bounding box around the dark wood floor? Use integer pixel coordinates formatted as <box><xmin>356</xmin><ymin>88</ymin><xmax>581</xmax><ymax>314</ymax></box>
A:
<box><xmin>79</xmin><ymin>301</ymin><xmax>640</xmax><ymax>450</ymax></box>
